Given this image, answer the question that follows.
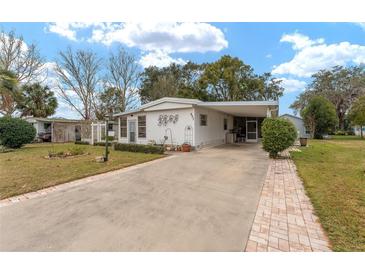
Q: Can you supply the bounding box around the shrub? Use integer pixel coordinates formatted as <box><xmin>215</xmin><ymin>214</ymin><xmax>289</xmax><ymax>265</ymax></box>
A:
<box><xmin>114</xmin><ymin>143</ymin><xmax>164</xmax><ymax>154</ymax></box>
<box><xmin>93</xmin><ymin>142</ymin><xmax>112</xmax><ymax>147</ymax></box>
<box><xmin>261</xmin><ymin>118</ymin><xmax>297</xmax><ymax>158</ymax></box>
<box><xmin>335</xmin><ymin>130</ymin><xmax>346</xmax><ymax>136</ymax></box>
<box><xmin>68</xmin><ymin>146</ymin><xmax>86</xmax><ymax>156</ymax></box>
<box><xmin>48</xmin><ymin>146</ymin><xmax>86</xmax><ymax>158</ymax></box>
<box><xmin>0</xmin><ymin>117</ymin><xmax>36</xmax><ymax>148</ymax></box>
<box><xmin>75</xmin><ymin>141</ymin><xmax>90</xmax><ymax>145</ymax></box>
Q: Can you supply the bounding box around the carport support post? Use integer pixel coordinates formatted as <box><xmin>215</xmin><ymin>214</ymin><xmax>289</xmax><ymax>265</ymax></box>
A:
<box><xmin>104</xmin><ymin>120</ymin><xmax>109</xmax><ymax>162</ymax></box>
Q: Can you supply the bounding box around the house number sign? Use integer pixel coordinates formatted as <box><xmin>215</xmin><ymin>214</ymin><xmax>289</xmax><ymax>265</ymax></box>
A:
<box><xmin>158</xmin><ymin>114</ymin><xmax>179</xmax><ymax>126</ymax></box>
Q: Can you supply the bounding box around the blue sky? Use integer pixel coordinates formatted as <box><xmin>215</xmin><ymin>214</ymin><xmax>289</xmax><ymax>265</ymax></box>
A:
<box><xmin>1</xmin><ymin>22</ymin><xmax>364</xmax><ymax>118</ymax></box>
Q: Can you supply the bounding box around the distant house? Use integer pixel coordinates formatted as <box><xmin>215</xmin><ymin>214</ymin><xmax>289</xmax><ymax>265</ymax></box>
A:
<box><xmin>280</xmin><ymin>114</ymin><xmax>310</xmax><ymax>138</ymax></box>
<box><xmin>353</xmin><ymin>125</ymin><xmax>365</xmax><ymax>137</ymax></box>
<box><xmin>24</xmin><ymin>117</ymin><xmax>91</xmax><ymax>143</ymax></box>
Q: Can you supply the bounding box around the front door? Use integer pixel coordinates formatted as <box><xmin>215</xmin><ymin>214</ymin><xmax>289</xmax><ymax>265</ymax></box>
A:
<box><xmin>129</xmin><ymin>121</ymin><xmax>136</xmax><ymax>143</ymax></box>
<box><xmin>246</xmin><ymin>119</ymin><xmax>258</xmax><ymax>142</ymax></box>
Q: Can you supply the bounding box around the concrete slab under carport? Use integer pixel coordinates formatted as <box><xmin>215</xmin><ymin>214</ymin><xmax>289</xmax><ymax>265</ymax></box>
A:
<box><xmin>0</xmin><ymin>143</ymin><xmax>269</xmax><ymax>251</ymax></box>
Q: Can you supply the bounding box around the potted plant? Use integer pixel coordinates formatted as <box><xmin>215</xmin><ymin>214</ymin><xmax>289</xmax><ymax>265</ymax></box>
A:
<box><xmin>182</xmin><ymin>143</ymin><xmax>191</xmax><ymax>152</ymax></box>
<box><xmin>299</xmin><ymin>137</ymin><xmax>308</xmax><ymax>146</ymax></box>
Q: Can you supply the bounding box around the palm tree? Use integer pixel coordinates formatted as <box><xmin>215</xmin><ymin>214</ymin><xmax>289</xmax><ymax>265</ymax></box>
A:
<box><xmin>18</xmin><ymin>83</ymin><xmax>58</xmax><ymax>118</ymax></box>
<box><xmin>0</xmin><ymin>69</ymin><xmax>20</xmax><ymax>116</ymax></box>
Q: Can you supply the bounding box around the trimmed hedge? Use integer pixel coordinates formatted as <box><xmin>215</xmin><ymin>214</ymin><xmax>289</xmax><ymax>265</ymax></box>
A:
<box><xmin>0</xmin><ymin>117</ymin><xmax>36</xmax><ymax>148</ymax></box>
<box><xmin>114</xmin><ymin>143</ymin><xmax>164</xmax><ymax>154</ymax></box>
<box><xmin>262</xmin><ymin>118</ymin><xmax>297</xmax><ymax>158</ymax></box>
<box><xmin>93</xmin><ymin>142</ymin><xmax>112</xmax><ymax>147</ymax></box>
<box><xmin>75</xmin><ymin>141</ymin><xmax>90</xmax><ymax>145</ymax></box>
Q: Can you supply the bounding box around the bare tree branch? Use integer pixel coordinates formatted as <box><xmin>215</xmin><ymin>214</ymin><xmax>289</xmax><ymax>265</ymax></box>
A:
<box><xmin>0</xmin><ymin>30</ymin><xmax>44</xmax><ymax>83</ymax></box>
<box><xmin>106</xmin><ymin>47</ymin><xmax>140</xmax><ymax>112</ymax></box>
<box><xmin>54</xmin><ymin>47</ymin><xmax>102</xmax><ymax>120</ymax></box>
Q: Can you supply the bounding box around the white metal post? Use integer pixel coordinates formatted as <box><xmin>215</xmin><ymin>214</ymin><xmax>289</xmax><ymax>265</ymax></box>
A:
<box><xmin>91</xmin><ymin>123</ymin><xmax>94</xmax><ymax>145</ymax></box>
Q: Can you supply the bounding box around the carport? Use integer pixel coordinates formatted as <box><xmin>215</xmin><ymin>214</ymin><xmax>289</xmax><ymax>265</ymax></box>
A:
<box><xmin>198</xmin><ymin>101</ymin><xmax>278</xmax><ymax>143</ymax></box>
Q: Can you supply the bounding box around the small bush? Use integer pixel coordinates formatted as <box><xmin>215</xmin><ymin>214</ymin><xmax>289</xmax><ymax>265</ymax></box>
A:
<box><xmin>335</xmin><ymin>130</ymin><xmax>346</xmax><ymax>136</ymax></box>
<box><xmin>0</xmin><ymin>117</ymin><xmax>36</xmax><ymax>148</ymax></box>
<box><xmin>262</xmin><ymin>118</ymin><xmax>297</xmax><ymax>158</ymax></box>
<box><xmin>93</xmin><ymin>142</ymin><xmax>112</xmax><ymax>147</ymax></box>
<box><xmin>75</xmin><ymin>141</ymin><xmax>90</xmax><ymax>145</ymax></box>
<box><xmin>114</xmin><ymin>143</ymin><xmax>164</xmax><ymax>154</ymax></box>
<box><xmin>68</xmin><ymin>146</ymin><xmax>86</xmax><ymax>155</ymax></box>
<box><xmin>48</xmin><ymin>146</ymin><xmax>86</xmax><ymax>158</ymax></box>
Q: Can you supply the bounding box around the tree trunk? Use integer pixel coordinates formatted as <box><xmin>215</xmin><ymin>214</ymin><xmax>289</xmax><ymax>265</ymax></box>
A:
<box><xmin>361</xmin><ymin>126</ymin><xmax>364</xmax><ymax>139</ymax></box>
<box><xmin>338</xmin><ymin>112</ymin><xmax>345</xmax><ymax>130</ymax></box>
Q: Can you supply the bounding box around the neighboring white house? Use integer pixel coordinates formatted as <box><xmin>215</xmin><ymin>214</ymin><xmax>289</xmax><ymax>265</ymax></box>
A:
<box><xmin>353</xmin><ymin>125</ymin><xmax>365</xmax><ymax>136</ymax></box>
<box><xmin>24</xmin><ymin>117</ymin><xmax>91</xmax><ymax>143</ymax></box>
<box><xmin>280</xmin><ymin>114</ymin><xmax>310</xmax><ymax>138</ymax></box>
<box><xmin>103</xmin><ymin>97</ymin><xmax>278</xmax><ymax>149</ymax></box>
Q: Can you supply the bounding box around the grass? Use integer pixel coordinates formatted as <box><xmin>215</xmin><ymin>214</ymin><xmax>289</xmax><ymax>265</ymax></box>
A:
<box><xmin>0</xmin><ymin>143</ymin><xmax>164</xmax><ymax>200</ymax></box>
<box><xmin>330</xmin><ymin>135</ymin><xmax>364</xmax><ymax>140</ymax></box>
<box><xmin>291</xmin><ymin>138</ymin><xmax>365</xmax><ymax>251</ymax></box>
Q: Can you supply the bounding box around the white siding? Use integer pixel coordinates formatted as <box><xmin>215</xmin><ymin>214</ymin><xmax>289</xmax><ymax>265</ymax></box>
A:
<box><xmin>194</xmin><ymin>107</ymin><xmax>233</xmax><ymax>148</ymax></box>
<box><xmin>281</xmin><ymin>115</ymin><xmax>310</xmax><ymax>138</ymax></box>
<box><xmin>118</xmin><ymin>108</ymin><xmax>195</xmax><ymax>146</ymax></box>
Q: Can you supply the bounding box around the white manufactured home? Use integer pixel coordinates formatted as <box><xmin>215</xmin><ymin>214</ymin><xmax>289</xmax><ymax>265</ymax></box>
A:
<box><xmin>103</xmin><ymin>97</ymin><xmax>278</xmax><ymax>149</ymax></box>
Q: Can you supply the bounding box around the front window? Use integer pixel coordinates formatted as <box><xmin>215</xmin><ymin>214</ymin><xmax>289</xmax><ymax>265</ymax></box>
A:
<box><xmin>120</xmin><ymin>117</ymin><xmax>127</xmax><ymax>138</ymax></box>
<box><xmin>138</xmin><ymin>116</ymin><xmax>146</xmax><ymax>138</ymax></box>
<box><xmin>200</xmin><ymin>114</ymin><xmax>207</xmax><ymax>126</ymax></box>
<box><xmin>224</xmin><ymin>118</ymin><xmax>227</xmax><ymax>130</ymax></box>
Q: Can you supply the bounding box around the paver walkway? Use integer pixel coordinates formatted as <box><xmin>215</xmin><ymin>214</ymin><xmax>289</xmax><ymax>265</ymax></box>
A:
<box><xmin>245</xmin><ymin>153</ymin><xmax>332</xmax><ymax>252</ymax></box>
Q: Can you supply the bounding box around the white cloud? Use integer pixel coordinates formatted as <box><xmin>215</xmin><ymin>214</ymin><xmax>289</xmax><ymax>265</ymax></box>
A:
<box><xmin>278</xmin><ymin>77</ymin><xmax>307</xmax><ymax>93</ymax></box>
<box><xmin>280</xmin><ymin>32</ymin><xmax>324</xmax><ymax>50</ymax></box>
<box><xmin>88</xmin><ymin>22</ymin><xmax>228</xmax><ymax>53</ymax></box>
<box><xmin>47</xmin><ymin>23</ymin><xmax>77</xmax><ymax>41</ymax></box>
<box><xmin>273</xmin><ymin>32</ymin><xmax>365</xmax><ymax>77</ymax></box>
<box><xmin>265</xmin><ymin>54</ymin><xmax>272</xmax><ymax>58</ymax></box>
<box><xmin>46</xmin><ymin>22</ymin><xmax>106</xmax><ymax>41</ymax></box>
<box><xmin>46</xmin><ymin>22</ymin><xmax>228</xmax><ymax>68</ymax></box>
<box><xmin>139</xmin><ymin>50</ymin><xmax>186</xmax><ymax>68</ymax></box>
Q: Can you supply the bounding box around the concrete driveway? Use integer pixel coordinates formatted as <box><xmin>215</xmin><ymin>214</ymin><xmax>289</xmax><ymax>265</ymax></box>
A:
<box><xmin>0</xmin><ymin>144</ymin><xmax>269</xmax><ymax>251</ymax></box>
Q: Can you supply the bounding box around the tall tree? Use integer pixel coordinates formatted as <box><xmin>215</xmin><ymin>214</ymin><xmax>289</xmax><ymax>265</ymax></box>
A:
<box><xmin>199</xmin><ymin>55</ymin><xmax>254</xmax><ymax>101</ymax></box>
<box><xmin>301</xmin><ymin>96</ymin><xmax>338</xmax><ymax>139</ymax></box>
<box><xmin>94</xmin><ymin>87</ymin><xmax>119</xmax><ymax>120</ymax></box>
<box><xmin>0</xmin><ymin>69</ymin><xmax>20</xmax><ymax>115</ymax></box>
<box><xmin>106</xmin><ymin>47</ymin><xmax>140</xmax><ymax>112</ymax></box>
<box><xmin>139</xmin><ymin>62</ymin><xmax>206</xmax><ymax>103</ymax></box>
<box><xmin>55</xmin><ymin>48</ymin><xmax>102</xmax><ymax>120</ymax></box>
<box><xmin>348</xmin><ymin>95</ymin><xmax>365</xmax><ymax>138</ymax></box>
<box><xmin>138</xmin><ymin>56</ymin><xmax>283</xmax><ymax>103</ymax></box>
<box><xmin>291</xmin><ymin>65</ymin><xmax>365</xmax><ymax>129</ymax></box>
<box><xmin>0</xmin><ymin>30</ymin><xmax>44</xmax><ymax>83</ymax></box>
<box><xmin>17</xmin><ymin>82</ymin><xmax>58</xmax><ymax>118</ymax></box>
<box><xmin>199</xmin><ymin>55</ymin><xmax>282</xmax><ymax>101</ymax></box>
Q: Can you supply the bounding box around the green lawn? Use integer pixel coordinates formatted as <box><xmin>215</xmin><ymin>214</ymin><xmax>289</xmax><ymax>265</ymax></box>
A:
<box><xmin>330</xmin><ymin>135</ymin><xmax>364</xmax><ymax>140</ymax></box>
<box><xmin>0</xmin><ymin>143</ymin><xmax>164</xmax><ymax>200</ymax></box>
<box><xmin>291</xmin><ymin>138</ymin><xmax>365</xmax><ymax>251</ymax></box>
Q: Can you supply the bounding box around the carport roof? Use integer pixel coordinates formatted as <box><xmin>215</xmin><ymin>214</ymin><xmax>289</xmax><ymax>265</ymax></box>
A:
<box><xmin>197</xmin><ymin>101</ymin><xmax>278</xmax><ymax>117</ymax></box>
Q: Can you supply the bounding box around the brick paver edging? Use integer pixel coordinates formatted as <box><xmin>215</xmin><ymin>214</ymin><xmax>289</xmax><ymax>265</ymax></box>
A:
<box><xmin>245</xmin><ymin>153</ymin><xmax>331</xmax><ymax>252</ymax></box>
<box><xmin>0</xmin><ymin>155</ymin><xmax>175</xmax><ymax>208</ymax></box>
